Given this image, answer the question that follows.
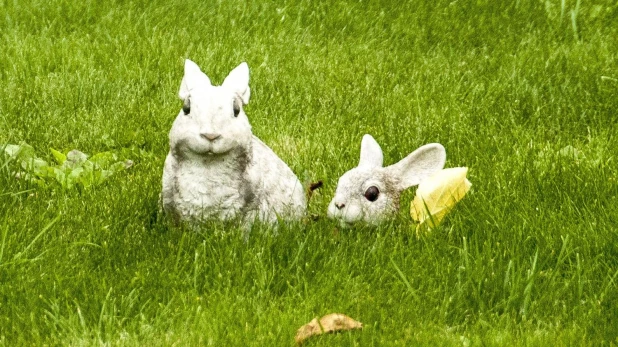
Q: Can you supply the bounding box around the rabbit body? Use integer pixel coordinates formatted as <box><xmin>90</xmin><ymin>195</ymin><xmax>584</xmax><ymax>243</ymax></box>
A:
<box><xmin>162</xmin><ymin>60</ymin><xmax>306</xmax><ymax>224</ymax></box>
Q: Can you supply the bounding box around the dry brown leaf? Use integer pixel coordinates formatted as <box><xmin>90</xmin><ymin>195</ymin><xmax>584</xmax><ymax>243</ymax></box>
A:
<box><xmin>295</xmin><ymin>313</ymin><xmax>363</xmax><ymax>344</ymax></box>
<box><xmin>306</xmin><ymin>180</ymin><xmax>323</xmax><ymax>201</ymax></box>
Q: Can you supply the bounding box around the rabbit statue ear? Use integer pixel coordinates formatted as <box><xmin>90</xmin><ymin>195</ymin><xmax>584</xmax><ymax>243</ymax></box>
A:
<box><xmin>223</xmin><ymin>62</ymin><xmax>251</xmax><ymax>104</ymax></box>
<box><xmin>358</xmin><ymin>134</ymin><xmax>384</xmax><ymax>168</ymax></box>
<box><xmin>387</xmin><ymin>143</ymin><xmax>446</xmax><ymax>190</ymax></box>
<box><xmin>179</xmin><ymin>59</ymin><xmax>211</xmax><ymax>100</ymax></box>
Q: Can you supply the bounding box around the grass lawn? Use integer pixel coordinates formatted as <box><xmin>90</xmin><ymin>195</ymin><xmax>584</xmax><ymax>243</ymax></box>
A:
<box><xmin>1</xmin><ymin>0</ymin><xmax>618</xmax><ymax>345</ymax></box>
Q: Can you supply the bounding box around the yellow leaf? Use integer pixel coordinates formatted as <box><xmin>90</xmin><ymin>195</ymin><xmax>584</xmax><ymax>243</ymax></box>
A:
<box><xmin>411</xmin><ymin>167</ymin><xmax>471</xmax><ymax>234</ymax></box>
<box><xmin>295</xmin><ymin>313</ymin><xmax>363</xmax><ymax>344</ymax></box>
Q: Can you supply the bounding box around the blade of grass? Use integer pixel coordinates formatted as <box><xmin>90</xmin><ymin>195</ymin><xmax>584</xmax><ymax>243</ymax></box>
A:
<box><xmin>11</xmin><ymin>214</ymin><xmax>60</xmax><ymax>263</ymax></box>
<box><xmin>390</xmin><ymin>258</ymin><xmax>420</xmax><ymax>301</ymax></box>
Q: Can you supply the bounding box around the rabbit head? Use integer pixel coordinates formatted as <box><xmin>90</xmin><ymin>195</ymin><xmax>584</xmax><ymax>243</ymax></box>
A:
<box><xmin>327</xmin><ymin>134</ymin><xmax>446</xmax><ymax>225</ymax></box>
<box><xmin>170</xmin><ymin>59</ymin><xmax>253</xmax><ymax>157</ymax></box>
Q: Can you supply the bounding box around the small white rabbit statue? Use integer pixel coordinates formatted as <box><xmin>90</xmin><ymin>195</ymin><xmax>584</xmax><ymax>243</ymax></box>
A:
<box><xmin>328</xmin><ymin>134</ymin><xmax>445</xmax><ymax>225</ymax></box>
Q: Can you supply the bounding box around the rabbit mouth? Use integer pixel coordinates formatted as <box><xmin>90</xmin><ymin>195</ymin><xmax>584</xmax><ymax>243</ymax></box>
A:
<box><xmin>328</xmin><ymin>205</ymin><xmax>362</xmax><ymax>225</ymax></box>
<box><xmin>327</xmin><ymin>209</ymin><xmax>356</xmax><ymax>227</ymax></box>
<box><xmin>189</xmin><ymin>139</ymin><xmax>234</xmax><ymax>156</ymax></box>
<box><xmin>199</xmin><ymin>147</ymin><xmax>231</xmax><ymax>156</ymax></box>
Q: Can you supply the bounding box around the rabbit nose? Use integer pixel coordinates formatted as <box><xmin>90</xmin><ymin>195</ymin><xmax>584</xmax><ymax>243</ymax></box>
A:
<box><xmin>335</xmin><ymin>202</ymin><xmax>345</xmax><ymax>210</ymax></box>
<box><xmin>201</xmin><ymin>132</ymin><xmax>221</xmax><ymax>141</ymax></box>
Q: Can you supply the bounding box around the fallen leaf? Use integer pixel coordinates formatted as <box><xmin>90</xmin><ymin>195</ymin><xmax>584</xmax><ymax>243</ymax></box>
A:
<box><xmin>306</xmin><ymin>180</ymin><xmax>324</xmax><ymax>201</ymax></box>
<box><xmin>411</xmin><ymin>167</ymin><xmax>471</xmax><ymax>234</ymax></box>
<box><xmin>295</xmin><ymin>313</ymin><xmax>362</xmax><ymax>344</ymax></box>
<box><xmin>309</xmin><ymin>180</ymin><xmax>323</xmax><ymax>192</ymax></box>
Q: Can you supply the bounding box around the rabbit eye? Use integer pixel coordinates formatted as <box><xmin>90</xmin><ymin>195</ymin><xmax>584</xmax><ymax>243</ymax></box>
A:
<box><xmin>233</xmin><ymin>101</ymin><xmax>240</xmax><ymax>117</ymax></box>
<box><xmin>182</xmin><ymin>99</ymin><xmax>191</xmax><ymax>115</ymax></box>
<box><xmin>364</xmin><ymin>186</ymin><xmax>379</xmax><ymax>202</ymax></box>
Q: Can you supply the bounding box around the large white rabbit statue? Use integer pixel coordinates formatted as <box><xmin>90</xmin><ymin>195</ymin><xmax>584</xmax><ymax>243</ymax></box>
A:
<box><xmin>162</xmin><ymin>60</ymin><xmax>306</xmax><ymax>226</ymax></box>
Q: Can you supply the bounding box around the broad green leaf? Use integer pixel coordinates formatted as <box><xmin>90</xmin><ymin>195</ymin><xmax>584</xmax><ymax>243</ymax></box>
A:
<box><xmin>21</xmin><ymin>158</ymin><xmax>48</xmax><ymax>173</ymax></box>
<box><xmin>50</xmin><ymin>148</ymin><xmax>67</xmax><ymax>165</ymax></box>
<box><xmin>32</xmin><ymin>158</ymin><xmax>48</xmax><ymax>169</ymax></box>
<box><xmin>89</xmin><ymin>152</ymin><xmax>116</xmax><ymax>168</ymax></box>
<box><xmin>64</xmin><ymin>149</ymin><xmax>88</xmax><ymax>169</ymax></box>
<box><xmin>79</xmin><ymin>170</ymin><xmax>96</xmax><ymax>187</ymax></box>
<box><xmin>109</xmin><ymin>161</ymin><xmax>129</xmax><ymax>173</ymax></box>
<box><xmin>52</xmin><ymin>167</ymin><xmax>67</xmax><ymax>188</ymax></box>
<box><xmin>70</xmin><ymin>167</ymin><xmax>84</xmax><ymax>180</ymax></box>
<box><xmin>411</xmin><ymin>167</ymin><xmax>471</xmax><ymax>234</ymax></box>
<box><xmin>3</xmin><ymin>144</ymin><xmax>22</xmax><ymax>158</ymax></box>
<box><xmin>81</xmin><ymin>160</ymin><xmax>94</xmax><ymax>172</ymax></box>
<box><xmin>4</xmin><ymin>144</ymin><xmax>36</xmax><ymax>161</ymax></box>
<box><xmin>37</xmin><ymin>166</ymin><xmax>57</xmax><ymax>178</ymax></box>
<box><xmin>100</xmin><ymin>169</ymin><xmax>113</xmax><ymax>182</ymax></box>
<box><xmin>17</xmin><ymin>144</ymin><xmax>36</xmax><ymax>161</ymax></box>
<box><xmin>123</xmin><ymin>160</ymin><xmax>134</xmax><ymax>169</ymax></box>
<box><xmin>5</xmin><ymin>142</ymin><xmax>132</xmax><ymax>190</ymax></box>
<box><xmin>557</xmin><ymin>145</ymin><xmax>583</xmax><ymax>165</ymax></box>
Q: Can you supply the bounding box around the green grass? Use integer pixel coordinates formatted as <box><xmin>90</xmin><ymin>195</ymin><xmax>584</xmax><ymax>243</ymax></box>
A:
<box><xmin>1</xmin><ymin>0</ymin><xmax>618</xmax><ymax>345</ymax></box>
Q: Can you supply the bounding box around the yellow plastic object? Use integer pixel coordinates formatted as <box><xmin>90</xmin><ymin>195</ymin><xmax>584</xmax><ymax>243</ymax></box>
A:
<box><xmin>411</xmin><ymin>167</ymin><xmax>471</xmax><ymax>233</ymax></box>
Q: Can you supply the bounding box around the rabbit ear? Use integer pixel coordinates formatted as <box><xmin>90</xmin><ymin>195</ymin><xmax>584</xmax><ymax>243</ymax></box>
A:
<box><xmin>179</xmin><ymin>59</ymin><xmax>211</xmax><ymax>100</ymax></box>
<box><xmin>358</xmin><ymin>134</ymin><xmax>383</xmax><ymax>168</ymax></box>
<box><xmin>387</xmin><ymin>143</ymin><xmax>446</xmax><ymax>190</ymax></box>
<box><xmin>223</xmin><ymin>62</ymin><xmax>251</xmax><ymax>104</ymax></box>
